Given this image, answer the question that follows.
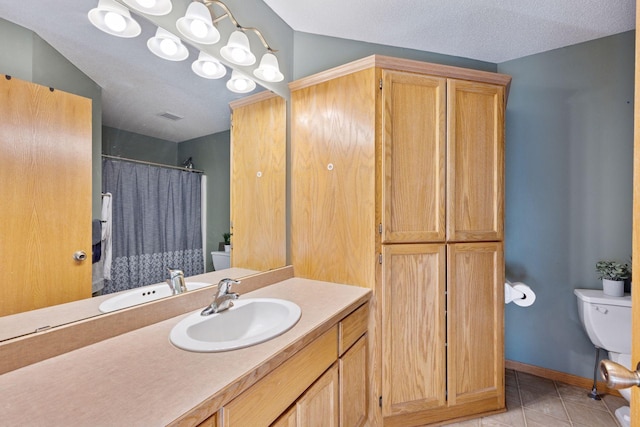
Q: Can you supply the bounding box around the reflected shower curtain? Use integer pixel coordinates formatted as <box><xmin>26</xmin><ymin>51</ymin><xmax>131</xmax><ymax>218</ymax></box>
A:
<box><xmin>102</xmin><ymin>158</ymin><xmax>203</xmax><ymax>294</ymax></box>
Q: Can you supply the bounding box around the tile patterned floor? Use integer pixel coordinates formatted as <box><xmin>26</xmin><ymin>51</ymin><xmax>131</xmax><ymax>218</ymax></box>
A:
<box><xmin>444</xmin><ymin>369</ymin><xmax>628</xmax><ymax>427</ymax></box>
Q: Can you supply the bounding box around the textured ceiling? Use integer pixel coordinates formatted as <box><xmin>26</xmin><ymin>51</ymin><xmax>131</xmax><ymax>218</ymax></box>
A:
<box><xmin>0</xmin><ymin>0</ymin><xmax>635</xmax><ymax>143</ymax></box>
<box><xmin>264</xmin><ymin>0</ymin><xmax>635</xmax><ymax>63</ymax></box>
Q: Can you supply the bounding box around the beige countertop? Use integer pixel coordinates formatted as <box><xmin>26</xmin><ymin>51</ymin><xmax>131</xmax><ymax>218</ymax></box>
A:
<box><xmin>0</xmin><ymin>277</ymin><xmax>370</xmax><ymax>426</ymax></box>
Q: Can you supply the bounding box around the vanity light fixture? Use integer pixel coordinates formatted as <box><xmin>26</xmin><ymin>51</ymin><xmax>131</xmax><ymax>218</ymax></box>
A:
<box><xmin>147</xmin><ymin>27</ymin><xmax>189</xmax><ymax>61</ymax></box>
<box><xmin>253</xmin><ymin>52</ymin><xmax>284</xmax><ymax>82</ymax></box>
<box><xmin>88</xmin><ymin>0</ymin><xmax>282</xmax><ymax>92</ymax></box>
<box><xmin>226</xmin><ymin>70</ymin><xmax>256</xmax><ymax>93</ymax></box>
<box><xmin>88</xmin><ymin>0</ymin><xmax>141</xmax><ymax>38</ymax></box>
<box><xmin>192</xmin><ymin>52</ymin><xmax>226</xmax><ymax>79</ymax></box>
<box><xmin>121</xmin><ymin>0</ymin><xmax>173</xmax><ymax>16</ymax></box>
<box><xmin>176</xmin><ymin>2</ymin><xmax>220</xmax><ymax>45</ymax></box>
<box><xmin>220</xmin><ymin>30</ymin><xmax>256</xmax><ymax>66</ymax></box>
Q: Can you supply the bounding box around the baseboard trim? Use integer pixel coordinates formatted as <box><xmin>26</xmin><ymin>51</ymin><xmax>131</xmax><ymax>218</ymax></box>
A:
<box><xmin>505</xmin><ymin>360</ymin><xmax>621</xmax><ymax>398</ymax></box>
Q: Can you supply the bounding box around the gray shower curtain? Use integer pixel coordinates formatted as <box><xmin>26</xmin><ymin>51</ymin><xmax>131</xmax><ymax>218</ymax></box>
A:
<box><xmin>102</xmin><ymin>158</ymin><xmax>204</xmax><ymax>294</ymax></box>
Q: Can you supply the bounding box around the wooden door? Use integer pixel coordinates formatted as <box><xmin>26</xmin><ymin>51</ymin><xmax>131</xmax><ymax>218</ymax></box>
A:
<box><xmin>382</xmin><ymin>71</ymin><xmax>446</xmax><ymax>243</ymax></box>
<box><xmin>381</xmin><ymin>243</ymin><xmax>446</xmax><ymax>416</ymax></box>
<box><xmin>230</xmin><ymin>93</ymin><xmax>286</xmax><ymax>271</ymax></box>
<box><xmin>0</xmin><ymin>76</ymin><xmax>92</xmax><ymax>316</ymax></box>
<box><xmin>447</xmin><ymin>79</ymin><xmax>504</xmax><ymax>242</ymax></box>
<box><xmin>297</xmin><ymin>363</ymin><xmax>339</xmax><ymax>427</ymax></box>
<box><xmin>290</xmin><ymin>68</ymin><xmax>377</xmax><ymax>288</ymax></box>
<box><xmin>447</xmin><ymin>242</ymin><xmax>504</xmax><ymax>410</ymax></box>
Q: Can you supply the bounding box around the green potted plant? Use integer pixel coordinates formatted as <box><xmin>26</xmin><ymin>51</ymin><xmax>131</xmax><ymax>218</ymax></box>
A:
<box><xmin>596</xmin><ymin>260</ymin><xmax>630</xmax><ymax>297</ymax></box>
<box><xmin>223</xmin><ymin>232</ymin><xmax>232</xmax><ymax>252</ymax></box>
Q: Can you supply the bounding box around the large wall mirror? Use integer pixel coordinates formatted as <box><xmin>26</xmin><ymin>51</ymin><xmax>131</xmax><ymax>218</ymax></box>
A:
<box><xmin>0</xmin><ymin>0</ymin><xmax>290</xmax><ymax>342</ymax></box>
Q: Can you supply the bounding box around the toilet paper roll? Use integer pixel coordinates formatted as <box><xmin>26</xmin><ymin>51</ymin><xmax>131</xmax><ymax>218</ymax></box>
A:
<box><xmin>510</xmin><ymin>283</ymin><xmax>536</xmax><ymax>307</ymax></box>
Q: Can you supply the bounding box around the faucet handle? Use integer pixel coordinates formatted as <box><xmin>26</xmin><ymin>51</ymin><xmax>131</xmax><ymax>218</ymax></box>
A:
<box><xmin>217</xmin><ymin>278</ymin><xmax>241</xmax><ymax>295</ymax></box>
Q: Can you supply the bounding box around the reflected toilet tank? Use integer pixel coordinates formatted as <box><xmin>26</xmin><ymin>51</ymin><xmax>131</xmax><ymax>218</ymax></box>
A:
<box><xmin>211</xmin><ymin>251</ymin><xmax>230</xmax><ymax>270</ymax></box>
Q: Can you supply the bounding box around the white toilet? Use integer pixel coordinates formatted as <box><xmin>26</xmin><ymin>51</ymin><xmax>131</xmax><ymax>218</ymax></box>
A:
<box><xmin>211</xmin><ymin>251</ymin><xmax>230</xmax><ymax>271</ymax></box>
<box><xmin>575</xmin><ymin>289</ymin><xmax>632</xmax><ymax>427</ymax></box>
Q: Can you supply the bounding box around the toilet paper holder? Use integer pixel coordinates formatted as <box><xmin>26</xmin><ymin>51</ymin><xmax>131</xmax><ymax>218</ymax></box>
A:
<box><xmin>505</xmin><ymin>281</ymin><xmax>536</xmax><ymax>307</ymax></box>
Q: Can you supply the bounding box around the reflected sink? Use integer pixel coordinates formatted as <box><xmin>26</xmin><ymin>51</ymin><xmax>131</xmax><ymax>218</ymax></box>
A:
<box><xmin>169</xmin><ymin>298</ymin><xmax>302</xmax><ymax>352</ymax></box>
<box><xmin>98</xmin><ymin>282</ymin><xmax>211</xmax><ymax>313</ymax></box>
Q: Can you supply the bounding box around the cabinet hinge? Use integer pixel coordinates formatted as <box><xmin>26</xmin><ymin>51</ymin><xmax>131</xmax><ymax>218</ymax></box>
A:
<box><xmin>378</xmin><ymin>253</ymin><xmax>383</xmax><ymax>264</ymax></box>
<box><xmin>379</xmin><ymin>78</ymin><xmax>383</xmax><ymax>90</ymax></box>
<box><xmin>379</xmin><ymin>396</ymin><xmax>383</xmax><ymax>407</ymax></box>
<box><xmin>378</xmin><ymin>223</ymin><xmax>382</xmax><ymax>234</ymax></box>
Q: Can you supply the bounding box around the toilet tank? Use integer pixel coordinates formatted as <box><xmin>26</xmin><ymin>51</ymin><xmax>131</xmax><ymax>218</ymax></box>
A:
<box><xmin>574</xmin><ymin>289</ymin><xmax>631</xmax><ymax>354</ymax></box>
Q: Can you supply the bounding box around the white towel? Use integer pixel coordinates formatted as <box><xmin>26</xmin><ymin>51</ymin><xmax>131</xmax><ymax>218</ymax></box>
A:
<box><xmin>101</xmin><ymin>193</ymin><xmax>113</xmax><ymax>280</ymax></box>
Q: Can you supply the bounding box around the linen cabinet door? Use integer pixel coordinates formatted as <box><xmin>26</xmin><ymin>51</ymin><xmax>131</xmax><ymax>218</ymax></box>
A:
<box><xmin>446</xmin><ymin>80</ymin><xmax>504</xmax><ymax>242</ymax></box>
<box><xmin>381</xmin><ymin>243</ymin><xmax>447</xmax><ymax>417</ymax></box>
<box><xmin>382</xmin><ymin>71</ymin><xmax>446</xmax><ymax>244</ymax></box>
<box><xmin>230</xmin><ymin>94</ymin><xmax>286</xmax><ymax>271</ymax></box>
<box><xmin>290</xmin><ymin>68</ymin><xmax>377</xmax><ymax>287</ymax></box>
<box><xmin>447</xmin><ymin>242</ymin><xmax>505</xmax><ymax>410</ymax></box>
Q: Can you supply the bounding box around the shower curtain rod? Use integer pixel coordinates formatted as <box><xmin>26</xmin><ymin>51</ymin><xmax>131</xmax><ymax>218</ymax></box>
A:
<box><xmin>101</xmin><ymin>155</ymin><xmax>204</xmax><ymax>174</ymax></box>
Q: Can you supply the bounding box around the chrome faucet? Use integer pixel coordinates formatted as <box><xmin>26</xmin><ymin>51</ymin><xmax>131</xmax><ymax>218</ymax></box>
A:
<box><xmin>201</xmin><ymin>278</ymin><xmax>240</xmax><ymax>316</ymax></box>
<box><xmin>167</xmin><ymin>267</ymin><xmax>187</xmax><ymax>295</ymax></box>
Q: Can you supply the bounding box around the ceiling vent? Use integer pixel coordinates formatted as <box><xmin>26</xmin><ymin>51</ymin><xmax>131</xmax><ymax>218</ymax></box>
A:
<box><xmin>158</xmin><ymin>112</ymin><xmax>184</xmax><ymax>121</ymax></box>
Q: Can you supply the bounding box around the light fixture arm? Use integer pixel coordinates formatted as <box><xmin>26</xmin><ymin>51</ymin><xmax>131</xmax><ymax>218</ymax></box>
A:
<box><xmin>199</xmin><ymin>0</ymin><xmax>277</xmax><ymax>52</ymax></box>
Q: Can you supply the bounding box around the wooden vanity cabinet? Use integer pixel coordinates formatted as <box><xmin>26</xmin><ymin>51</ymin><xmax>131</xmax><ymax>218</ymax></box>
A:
<box><xmin>216</xmin><ymin>304</ymin><xmax>368</xmax><ymax>427</ymax></box>
<box><xmin>229</xmin><ymin>92</ymin><xmax>286</xmax><ymax>271</ymax></box>
<box><xmin>290</xmin><ymin>55</ymin><xmax>509</xmax><ymax>426</ymax></box>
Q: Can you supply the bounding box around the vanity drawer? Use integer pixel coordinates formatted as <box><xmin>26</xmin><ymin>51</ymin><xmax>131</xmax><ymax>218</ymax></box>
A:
<box><xmin>339</xmin><ymin>303</ymin><xmax>369</xmax><ymax>355</ymax></box>
<box><xmin>221</xmin><ymin>326</ymin><xmax>338</xmax><ymax>426</ymax></box>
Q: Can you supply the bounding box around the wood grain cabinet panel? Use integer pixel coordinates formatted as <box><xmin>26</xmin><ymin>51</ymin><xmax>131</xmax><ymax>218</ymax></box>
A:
<box><xmin>230</xmin><ymin>93</ymin><xmax>286</xmax><ymax>271</ymax></box>
<box><xmin>290</xmin><ymin>68</ymin><xmax>377</xmax><ymax>289</ymax></box>
<box><xmin>340</xmin><ymin>335</ymin><xmax>368</xmax><ymax>427</ymax></box>
<box><xmin>382</xmin><ymin>244</ymin><xmax>447</xmax><ymax>416</ymax></box>
<box><xmin>447</xmin><ymin>242</ymin><xmax>505</xmax><ymax>408</ymax></box>
<box><xmin>297</xmin><ymin>363</ymin><xmax>339</xmax><ymax>427</ymax></box>
<box><xmin>447</xmin><ymin>80</ymin><xmax>504</xmax><ymax>242</ymax></box>
<box><xmin>382</xmin><ymin>71</ymin><xmax>446</xmax><ymax>243</ymax></box>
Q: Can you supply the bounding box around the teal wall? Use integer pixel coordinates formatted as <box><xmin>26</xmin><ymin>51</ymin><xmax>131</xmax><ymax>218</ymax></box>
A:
<box><xmin>0</xmin><ymin>18</ymin><xmax>102</xmax><ymax>218</ymax></box>
<box><xmin>498</xmin><ymin>31</ymin><xmax>634</xmax><ymax>379</ymax></box>
<box><xmin>102</xmin><ymin>126</ymin><xmax>177</xmax><ymax>165</ymax></box>
<box><xmin>292</xmin><ymin>31</ymin><xmax>496</xmax><ymax>79</ymax></box>
<box><xmin>178</xmin><ymin>131</ymin><xmax>231</xmax><ymax>272</ymax></box>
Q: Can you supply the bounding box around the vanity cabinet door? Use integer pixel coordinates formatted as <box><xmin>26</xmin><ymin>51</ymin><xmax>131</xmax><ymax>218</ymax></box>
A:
<box><xmin>447</xmin><ymin>242</ymin><xmax>504</xmax><ymax>409</ymax></box>
<box><xmin>271</xmin><ymin>406</ymin><xmax>297</xmax><ymax>427</ymax></box>
<box><xmin>230</xmin><ymin>93</ymin><xmax>286</xmax><ymax>271</ymax></box>
<box><xmin>297</xmin><ymin>363</ymin><xmax>339</xmax><ymax>427</ymax></box>
<box><xmin>381</xmin><ymin>70</ymin><xmax>446</xmax><ymax>244</ymax></box>
<box><xmin>381</xmin><ymin>243</ymin><xmax>447</xmax><ymax>417</ymax></box>
<box><xmin>340</xmin><ymin>335</ymin><xmax>368</xmax><ymax>427</ymax></box>
<box><xmin>446</xmin><ymin>79</ymin><xmax>504</xmax><ymax>242</ymax></box>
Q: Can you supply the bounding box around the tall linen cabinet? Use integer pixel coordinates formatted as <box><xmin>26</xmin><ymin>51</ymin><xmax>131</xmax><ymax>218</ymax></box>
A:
<box><xmin>290</xmin><ymin>56</ymin><xmax>510</xmax><ymax>426</ymax></box>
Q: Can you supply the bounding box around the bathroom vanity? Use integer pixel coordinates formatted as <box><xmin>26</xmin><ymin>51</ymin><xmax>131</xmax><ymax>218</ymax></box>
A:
<box><xmin>0</xmin><ymin>267</ymin><xmax>370</xmax><ymax>426</ymax></box>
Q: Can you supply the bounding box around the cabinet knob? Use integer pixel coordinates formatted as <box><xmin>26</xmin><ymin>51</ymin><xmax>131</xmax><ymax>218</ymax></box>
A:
<box><xmin>73</xmin><ymin>251</ymin><xmax>87</xmax><ymax>262</ymax></box>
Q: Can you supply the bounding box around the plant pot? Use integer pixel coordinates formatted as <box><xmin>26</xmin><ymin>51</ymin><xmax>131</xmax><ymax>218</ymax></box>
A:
<box><xmin>602</xmin><ymin>279</ymin><xmax>625</xmax><ymax>297</ymax></box>
<box><xmin>224</xmin><ymin>244</ymin><xmax>231</xmax><ymax>253</ymax></box>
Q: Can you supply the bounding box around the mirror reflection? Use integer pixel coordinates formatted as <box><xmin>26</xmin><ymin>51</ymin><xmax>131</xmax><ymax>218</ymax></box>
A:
<box><xmin>0</xmin><ymin>0</ymin><xmax>287</xmax><ymax>341</ymax></box>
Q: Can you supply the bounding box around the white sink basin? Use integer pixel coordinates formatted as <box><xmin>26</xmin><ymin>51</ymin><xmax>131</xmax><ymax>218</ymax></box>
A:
<box><xmin>169</xmin><ymin>298</ymin><xmax>302</xmax><ymax>352</ymax></box>
<box><xmin>98</xmin><ymin>282</ymin><xmax>211</xmax><ymax>313</ymax></box>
